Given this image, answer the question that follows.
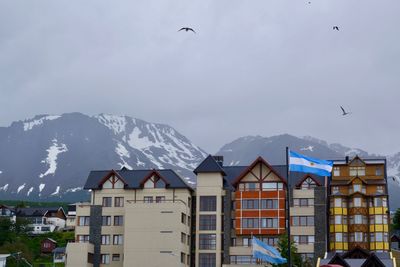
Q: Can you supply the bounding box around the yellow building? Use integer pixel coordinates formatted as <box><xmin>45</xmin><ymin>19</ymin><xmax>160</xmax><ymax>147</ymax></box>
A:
<box><xmin>329</xmin><ymin>156</ymin><xmax>389</xmax><ymax>252</ymax></box>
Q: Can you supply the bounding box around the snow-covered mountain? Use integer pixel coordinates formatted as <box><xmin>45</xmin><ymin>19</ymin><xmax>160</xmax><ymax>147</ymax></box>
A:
<box><xmin>0</xmin><ymin>113</ymin><xmax>207</xmax><ymax>201</ymax></box>
<box><xmin>216</xmin><ymin>134</ymin><xmax>400</xmax><ymax>210</ymax></box>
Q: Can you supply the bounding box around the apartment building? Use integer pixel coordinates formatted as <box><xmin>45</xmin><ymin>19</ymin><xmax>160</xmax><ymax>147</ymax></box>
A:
<box><xmin>65</xmin><ymin>168</ymin><xmax>193</xmax><ymax>267</ymax></box>
<box><xmin>193</xmin><ymin>155</ymin><xmax>327</xmax><ymax>267</ymax></box>
<box><xmin>328</xmin><ymin>156</ymin><xmax>390</xmax><ymax>252</ymax></box>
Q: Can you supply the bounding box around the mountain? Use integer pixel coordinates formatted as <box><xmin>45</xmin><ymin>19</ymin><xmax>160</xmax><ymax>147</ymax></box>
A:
<box><xmin>0</xmin><ymin>113</ymin><xmax>207</xmax><ymax>201</ymax></box>
<box><xmin>216</xmin><ymin>134</ymin><xmax>400</xmax><ymax>210</ymax></box>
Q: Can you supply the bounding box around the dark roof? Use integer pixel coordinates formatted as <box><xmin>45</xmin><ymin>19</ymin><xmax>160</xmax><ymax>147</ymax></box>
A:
<box><xmin>16</xmin><ymin>207</ymin><xmax>61</xmax><ymax>217</ymax></box>
<box><xmin>43</xmin><ymin>238</ymin><xmax>57</xmax><ymax>244</ymax></box>
<box><xmin>320</xmin><ymin>249</ymin><xmax>393</xmax><ymax>267</ymax></box>
<box><xmin>223</xmin><ymin>164</ymin><xmax>325</xmax><ymax>188</ymax></box>
<box><xmin>84</xmin><ymin>169</ymin><xmax>192</xmax><ymax>190</ymax></box>
<box><xmin>52</xmin><ymin>247</ymin><xmax>66</xmax><ymax>253</ymax></box>
<box><xmin>194</xmin><ymin>155</ymin><xmax>226</xmax><ymax>175</ymax></box>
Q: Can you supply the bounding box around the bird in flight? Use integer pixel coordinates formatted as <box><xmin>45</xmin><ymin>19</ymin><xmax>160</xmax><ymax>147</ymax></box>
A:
<box><xmin>333</xmin><ymin>26</ymin><xmax>339</xmax><ymax>31</ymax></box>
<box><xmin>178</xmin><ymin>27</ymin><xmax>196</xmax><ymax>33</ymax></box>
<box><xmin>340</xmin><ymin>106</ymin><xmax>351</xmax><ymax>116</ymax></box>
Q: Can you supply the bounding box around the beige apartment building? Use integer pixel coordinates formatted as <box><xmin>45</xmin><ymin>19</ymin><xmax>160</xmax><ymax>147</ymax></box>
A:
<box><xmin>66</xmin><ymin>168</ymin><xmax>193</xmax><ymax>267</ymax></box>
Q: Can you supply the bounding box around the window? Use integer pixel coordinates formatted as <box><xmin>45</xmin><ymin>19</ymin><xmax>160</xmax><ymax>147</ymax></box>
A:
<box><xmin>261</xmin><ymin>237</ymin><xmax>278</xmax><ymax>246</ymax></box>
<box><xmin>292</xmin><ymin>216</ymin><xmax>314</xmax><ymax>226</ymax></box>
<box><xmin>354</xmin><ymin>215</ymin><xmax>362</xmax><ymax>224</ymax></box>
<box><xmin>144</xmin><ymin>175</ymin><xmax>166</xmax><ymax>188</ymax></box>
<box><xmin>78</xmin><ymin>216</ymin><xmax>90</xmax><ymax>226</ymax></box>
<box><xmin>376</xmin><ymin>232</ymin><xmax>383</xmax><ymax>242</ymax></box>
<box><xmin>332</xmin><ymin>186</ymin><xmax>339</xmax><ymax>194</ymax></box>
<box><xmin>181</xmin><ymin>252</ymin><xmax>185</xmax><ymax>264</ymax></box>
<box><xmin>156</xmin><ymin>196</ymin><xmax>166</xmax><ymax>203</ymax></box>
<box><xmin>374</xmin><ymin>197</ymin><xmax>387</xmax><ymax>207</ymax></box>
<box><xmin>181</xmin><ymin>232</ymin><xmax>186</xmax><ymax>244</ymax></box>
<box><xmin>261</xmin><ymin>199</ymin><xmax>279</xmax><ymax>209</ymax></box>
<box><xmin>293</xmin><ymin>235</ymin><xmax>314</xmax><ymax>244</ymax></box>
<box><xmin>199</xmin><ymin>215</ymin><xmax>216</xmax><ymax>230</ymax></box>
<box><xmin>112</xmin><ymin>254</ymin><xmax>120</xmax><ymax>261</ymax></box>
<box><xmin>114</xmin><ymin>197</ymin><xmax>124</xmax><ymax>207</ymax></box>
<box><xmin>354</xmin><ymin>232</ymin><xmax>364</xmax><ymax>242</ymax></box>
<box><xmin>113</xmin><ymin>235</ymin><xmax>123</xmax><ymax>245</ymax></box>
<box><xmin>353</xmin><ymin>184</ymin><xmax>361</xmax><ymax>192</ymax></box>
<box><xmin>262</xmin><ymin>183</ymin><xmax>275</xmax><ymax>191</ymax></box>
<box><xmin>375</xmin><ymin>215</ymin><xmax>383</xmax><ymax>224</ymax></box>
<box><xmin>187</xmin><ymin>255</ymin><xmax>190</xmax><ymax>265</ymax></box>
<box><xmin>243</xmin><ymin>237</ymin><xmax>252</xmax><ymax>247</ymax></box>
<box><xmin>102</xmin><ymin>197</ymin><xmax>112</xmax><ymax>207</ymax></box>
<box><xmin>334</xmin><ymin>198</ymin><xmax>342</xmax><ymax>207</ymax></box>
<box><xmin>354</xmin><ymin>198</ymin><xmax>362</xmax><ymax>207</ymax></box>
<box><xmin>242</xmin><ymin>199</ymin><xmax>259</xmax><ymax>209</ymax></box>
<box><xmin>199</xmin><ymin>234</ymin><xmax>216</xmax><ymax>250</ymax></box>
<box><xmin>181</xmin><ymin>213</ymin><xmax>187</xmax><ymax>224</ymax></box>
<box><xmin>335</xmin><ymin>233</ymin><xmax>343</xmax><ymax>242</ymax></box>
<box><xmin>114</xmin><ymin>216</ymin><xmax>123</xmax><ymax>226</ymax></box>
<box><xmin>101</xmin><ymin>235</ymin><xmax>110</xmax><ymax>245</ymax></box>
<box><xmin>333</xmin><ymin>167</ymin><xmax>340</xmax><ymax>176</ymax></box>
<box><xmin>144</xmin><ymin>196</ymin><xmax>153</xmax><ymax>203</ymax></box>
<box><xmin>102</xmin><ymin>216</ymin><xmax>111</xmax><ymax>226</ymax></box>
<box><xmin>77</xmin><ymin>235</ymin><xmax>90</xmax><ymax>243</ymax></box>
<box><xmin>199</xmin><ymin>253</ymin><xmax>216</xmax><ymax>267</ymax></box>
<box><xmin>246</xmin><ymin>183</ymin><xmax>259</xmax><ymax>191</ymax></box>
<box><xmin>377</xmin><ymin>186</ymin><xmax>384</xmax><ymax>193</ymax></box>
<box><xmin>261</xmin><ymin>218</ymin><xmax>278</xmax><ymax>228</ymax></box>
<box><xmin>350</xmin><ymin>167</ymin><xmax>365</xmax><ymax>176</ymax></box>
<box><xmin>335</xmin><ymin>215</ymin><xmax>342</xmax><ymax>224</ymax></box>
<box><xmin>101</xmin><ymin>254</ymin><xmax>110</xmax><ymax>264</ymax></box>
<box><xmin>376</xmin><ymin>167</ymin><xmax>382</xmax><ymax>176</ymax></box>
<box><xmin>242</xmin><ymin>218</ymin><xmax>259</xmax><ymax>228</ymax></box>
<box><xmin>200</xmin><ymin>196</ymin><xmax>217</xmax><ymax>211</ymax></box>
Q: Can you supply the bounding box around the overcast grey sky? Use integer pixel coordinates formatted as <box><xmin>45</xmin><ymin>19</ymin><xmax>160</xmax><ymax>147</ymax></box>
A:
<box><xmin>0</xmin><ymin>0</ymin><xmax>399</xmax><ymax>155</ymax></box>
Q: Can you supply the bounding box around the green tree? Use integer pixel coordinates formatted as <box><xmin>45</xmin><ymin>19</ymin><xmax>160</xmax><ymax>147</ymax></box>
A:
<box><xmin>393</xmin><ymin>208</ymin><xmax>400</xmax><ymax>230</ymax></box>
<box><xmin>0</xmin><ymin>218</ymin><xmax>15</xmax><ymax>246</ymax></box>
<box><xmin>273</xmin><ymin>233</ymin><xmax>302</xmax><ymax>267</ymax></box>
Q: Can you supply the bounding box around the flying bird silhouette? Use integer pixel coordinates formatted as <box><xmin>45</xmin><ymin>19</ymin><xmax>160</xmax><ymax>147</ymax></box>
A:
<box><xmin>178</xmin><ymin>27</ymin><xmax>196</xmax><ymax>33</ymax></box>
<box><xmin>340</xmin><ymin>106</ymin><xmax>351</xmax><ymax>116</ymax></box>
<box><xmin>333</xmin><ymin>26</ymin><xmax>339</xmax><ymax>31</ymax></box>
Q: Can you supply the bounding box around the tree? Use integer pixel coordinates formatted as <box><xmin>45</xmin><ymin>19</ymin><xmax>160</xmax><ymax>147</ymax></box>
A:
<box><xmin>0</xmin><ymin>218</ymin><xmax>14</xmax><ymax>246</ymax></box>
<box><xmin>393</xmin><ymin>208</ymin><xmax>400</xmax><ymax>230</ymax></box>
<box><xmin>273</xmin><ymin>233</ymin><xmax>302</xmax><ymax>267</ymax></box>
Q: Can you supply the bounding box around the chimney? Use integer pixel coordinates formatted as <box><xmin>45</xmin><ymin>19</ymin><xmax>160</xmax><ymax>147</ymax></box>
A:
<box><xmin>213</xmin><ymin>155</ymin><xmax>224</xmax><ymax>167</ymax></box>
<box><xmin>345</xmin><ymin>156</ymin><xmax>349</xmax><ymax>164</ymax></box>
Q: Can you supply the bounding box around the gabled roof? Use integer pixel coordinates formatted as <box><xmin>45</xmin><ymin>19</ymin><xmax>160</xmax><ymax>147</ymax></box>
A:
<box><xmin>360</xmin><ymin>253</ymin><xmax>386</xmax><ymax>267</ymax></box>
<box><xmin>328</xmin><ymin>253</ymin><xmax>350</xmax><ymax>267</ymax></box>
<box><xmin>98</xmin><ymin>169</ymin><xmax>128</xmax><ymax>188</ymax></box>
<box><xmin>43</xmin><ymin>238</ymin><xmax>57</xmax><ymax>244</ymax></box>
<box><xmin>342</xmin><ymin>247</ymin><xmax>370</xmax><ymax>259</ymax></box>
<box><xmin>232</xmin><ymin>157</ymin><xmax>287</xmax><ymax>186</ymax></box>
<box><xmin>349</xmin><ymin>155</ymin><xmax>366</xmax><ymax>166</ymax></box>
<box><xmin>84</xmin><ymin>169</ymin><xmax>192</xmax><ymax>190</ymax></box>
<box><xmin>295</xmin><ymin>174</ymin><xmax>322</xmax><ymax>187</ymax></box>
<box><xmin>139</xmin><ymin>169</ymin><xmax>170</xmax><ymax>187</ymax></box>
<box><xmin>16</xmin><ymin>207</ymin><xmax>62</xmax><ymax>217</ymax></box>
<box><xmin>391</xmin><ymin>234</ymin><xmax>400</xmax><ymax>242</ymax></box>
<box><xmin>193</xmin><ymin>155</ymin><xmax>226</xmax><ymax>175</ymax></box>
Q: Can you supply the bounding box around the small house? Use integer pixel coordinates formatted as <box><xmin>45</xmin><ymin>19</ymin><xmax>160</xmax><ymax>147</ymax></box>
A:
<box><xmin>41</xmin><ymin>238</ymin><xmax>57</xmax><ymax>254</ymax></box>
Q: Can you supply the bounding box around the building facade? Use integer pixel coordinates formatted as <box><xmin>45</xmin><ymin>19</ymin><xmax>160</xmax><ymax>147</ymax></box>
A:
<box><xmin>329</xmin><ymin>156</ymin><xmax>390</xmax><ymax>252</ymax></box>
<box><xmin>66</xmin><ymin>154</ymin><xmax>389</xmax><ymax>267</ymax></box>
<box><xmin>66</xmin><ymin>169</ymin><xmax>193</xmax><ymax>267</ymax></box>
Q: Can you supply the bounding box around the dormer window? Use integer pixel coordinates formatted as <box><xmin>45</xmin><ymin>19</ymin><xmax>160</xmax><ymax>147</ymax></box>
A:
<box><xmin>301</xmin><ymin>177</ymin><xmax>317</xmax><ymax>190</ymax></box>
<box><xmin>144</xmin><ymin>176</ymin><xmax>166</xmax><ymax>189</ymax></box>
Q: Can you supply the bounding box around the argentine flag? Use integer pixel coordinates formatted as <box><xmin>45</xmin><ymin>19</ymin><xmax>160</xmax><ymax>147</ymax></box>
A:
<box><xmin>289</xmin><ymin>150</ymin><xmax>333</xmax><ymax>176</ymax></box>
<box><xmin>252</xmin><ymin>237</ymin><xmax>287</xmax><ymax>264</ymax></box>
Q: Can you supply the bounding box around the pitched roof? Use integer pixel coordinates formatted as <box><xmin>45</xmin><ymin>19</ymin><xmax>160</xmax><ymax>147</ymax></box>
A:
<box><xmin>84</xmin><ymin>169</ymin><xmax>192</xmax><ymax>190</ymax></box>
<box><xmin>193</xmin><ymin>155</ymin><xmax>226</xmax><ymax>175</ymax></box>
<box><xmin>16</xmin><ymin>207</ymin><xmax>60</xmax><ymax>217</ymax></box>
<box><xmin>295</xmin><ymin>174</ymin><xmax>322</xmax><ymax>187</ymax></box>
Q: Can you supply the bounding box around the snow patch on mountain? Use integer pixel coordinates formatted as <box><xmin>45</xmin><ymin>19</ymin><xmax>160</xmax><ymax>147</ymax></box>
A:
<box><xmin>39</xmin><ymin>183</ymin><xmax>46</xmax><ymax>192</ymax></box>
<box><xmin>23</xmin><ymin>115</ymin><xmax>60</xmax><ymax>131</ymax></box>
<box><xmin>51</xmin><ymin>186</ymin><xmax>60</xmax><ymax>196</ymax></box>
<box><xmin>300</xmin><ymin>146</ymin><xmax>314</xmax><ymax>152</ymax></box>
<box><xmin>0</xmin><ymin>184</ymin><xmax>8</xmax><ymax>191</ymax></box>
<box><xmin>65</xmin><ymin>187</ymin><xmax>83</xmax><ymax>193</ymax></box>
<box><xmin>115</xmin><ymin>143</ymin><xmax>133</xmax><ymax>169</ymax></box>
<box><xmin>96</xmin><ymin>114</ymin><xmax>127</xmax><ymax>135</ymax></box>
<box><xmin>39</xmin><ymin>139</ymin><xmax>68</xmax><ymax>178</ymax></box>
<box><xmin>0</xmin><ymin>171</ymin><xmax>2</xmax><ymax>174</ymax></box>
<box><xmin>27</xmin><ymin>187</ymin><xmax>34</xmax><ymax>196</ymax></box>
<box><xmin>17</xmin><ymin>183</ymin><xmax>26</xmax><ymax>193</ymax></box>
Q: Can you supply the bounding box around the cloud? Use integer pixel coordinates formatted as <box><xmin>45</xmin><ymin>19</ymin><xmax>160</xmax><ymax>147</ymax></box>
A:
<box><xmin>0</xmin><ymin>0</ymin><xmax>399</xmax><ymax>154</ymax></box>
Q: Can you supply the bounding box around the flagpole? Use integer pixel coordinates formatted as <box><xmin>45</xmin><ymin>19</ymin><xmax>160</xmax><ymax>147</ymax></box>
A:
<box><xmin>286</xmin><ymin>147</ymin><xmax>292</xmax><ymax>267</ymax></box>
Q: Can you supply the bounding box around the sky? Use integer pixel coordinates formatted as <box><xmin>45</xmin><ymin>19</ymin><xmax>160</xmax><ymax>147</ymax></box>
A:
<box><xmin>0</xmin><ymin>0</ymin><xmax>399</xmax><ymax>155</ymax></box>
